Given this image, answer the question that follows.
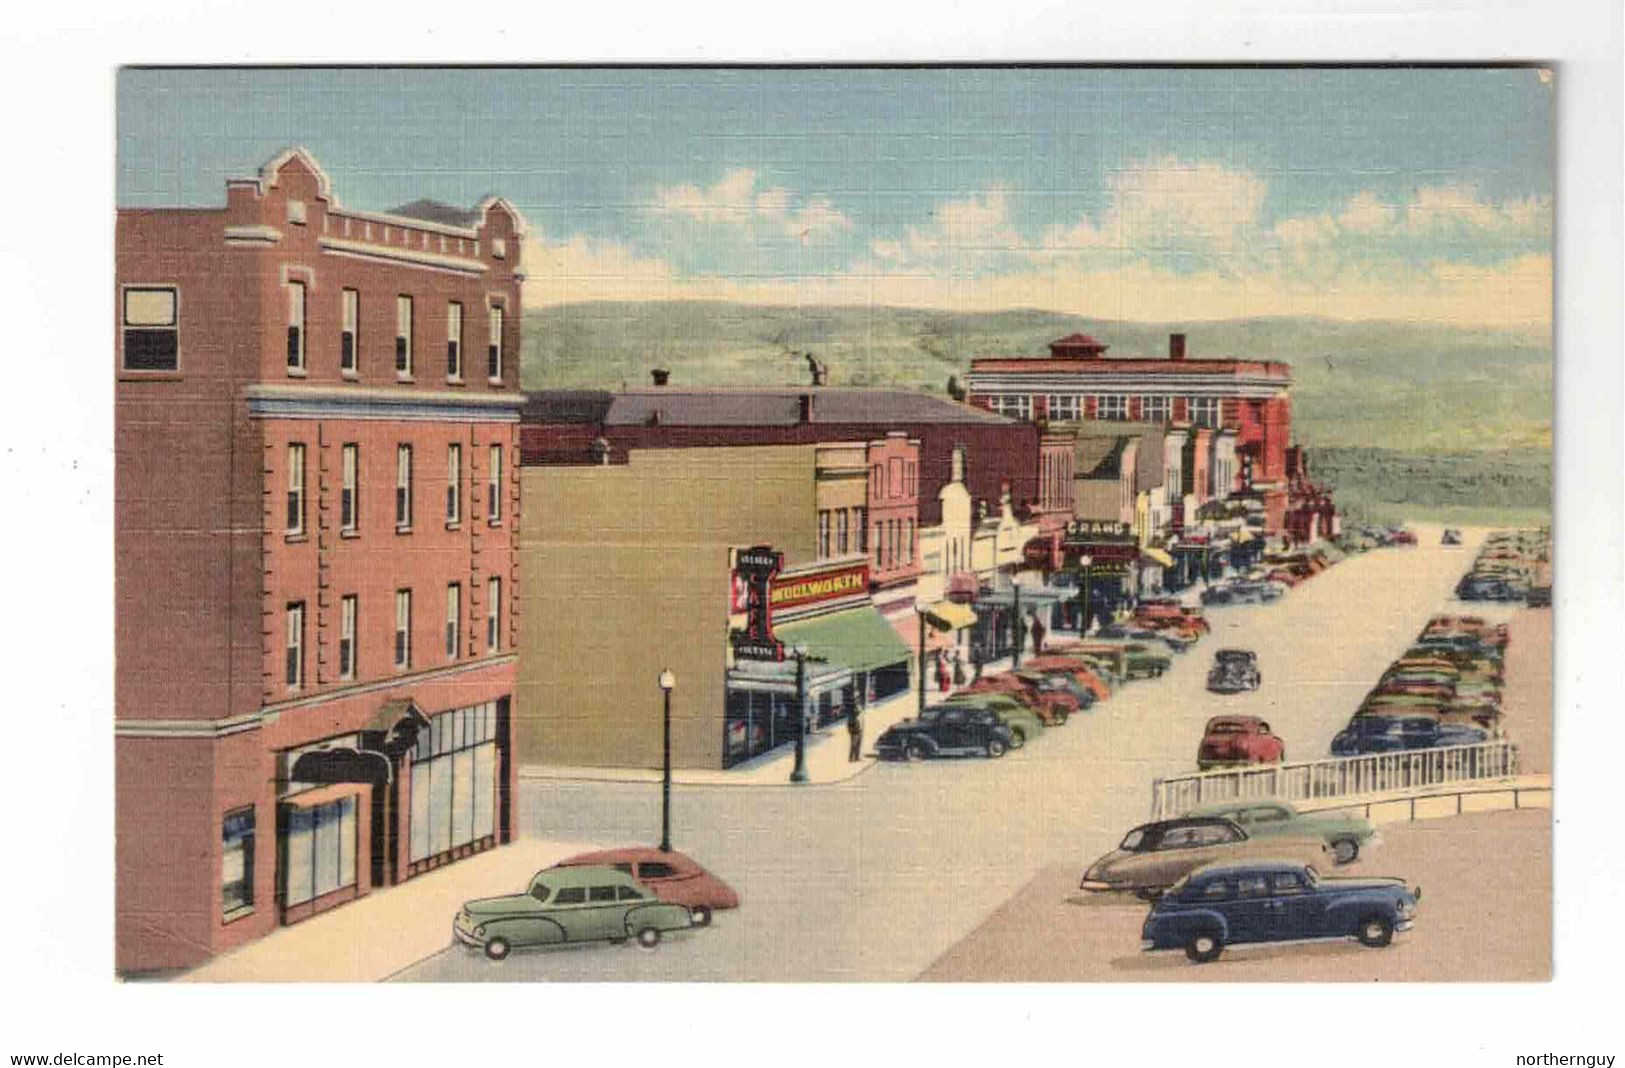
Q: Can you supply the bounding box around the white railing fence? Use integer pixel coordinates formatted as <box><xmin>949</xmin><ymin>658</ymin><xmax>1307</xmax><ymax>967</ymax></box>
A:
<box><xmin>1149</xmin><ymin>741</ymin><xmax>1520</xmax><ymax>819</ymax></box>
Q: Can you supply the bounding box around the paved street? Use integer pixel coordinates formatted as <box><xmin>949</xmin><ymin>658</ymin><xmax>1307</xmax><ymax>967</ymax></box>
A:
<box><xmin>396</xmin><ymin>525</ymin><xmax>1531</xmax><ymax>982</ymax></box>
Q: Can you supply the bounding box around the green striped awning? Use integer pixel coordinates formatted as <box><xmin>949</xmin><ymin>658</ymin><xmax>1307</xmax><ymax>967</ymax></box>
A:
<box><xmin>774</xmin><ymin>607</ymin><xmax>912</xmax><ymax>675</ymax></box>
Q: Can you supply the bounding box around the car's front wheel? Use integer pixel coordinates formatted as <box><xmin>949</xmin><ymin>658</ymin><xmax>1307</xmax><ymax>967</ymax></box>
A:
<box><xmin>906</xmin><ymin>740</ymin><xmax>930</xmax><ymax>761</ymax></box>
<box><xmin>635</xmin><ymin>927</ymin><xmax>662</xmax><ymax>951</ymax></box>
<box><xmin>1332</xmin><ymin>838</ymin><xmax>1359</xmax><ymax>865</ymax></box>
<box><xmin>484</xmin><ymin>936</ymin><xmax>511</xmax><ymax>961</ymax></box>
<box><xmin>1008</xmin><ymin>727</ymin><xmax>1027</xmax><ymax>749</ymax></box>
<box><xmin>985</xmin><ymin>738</ymin><xmax>1007</xmax><ymax>758</ymax></box>
<box><xmin>1054</xmin><ymin>710</ymin><xmax>1070</xmax><ymax>726</ymax></box>
<box><xmin>691</xmin><ymin>905</ymin><xmax>713</xmax><ymax>927</ymax></box>
<box><xmin>1185</xmin><ymin>929</ymin><xmax>1224</xmax><ymax>964</ymax></box>
<box><xmin>1357</xmin><ymin>916</ymin><xmax>1393</xmax><ymax>948</ymax></box>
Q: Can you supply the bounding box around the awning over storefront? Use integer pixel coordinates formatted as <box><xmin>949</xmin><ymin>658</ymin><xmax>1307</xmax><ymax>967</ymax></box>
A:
<box><xmin>921</xmin><ymin>601</ymin><xmax>978</xmax><ymax>631</ymax></box>
<box><xmin>727</xmin><ymin>656</ymin><xmax>852</xmax><ymax>695</ymax></box>
<box><xmin>976</xmin><ymin>586</ymin><xmax>1067</xmax><ymax>609</ymax></box>
<box><xmin>1140</xmin><ymin>547</ymin><xmax>1175</xmax><ymax>568</ymax></box>
<box><xmin>289</xmin><ymin>746</ymin><xmax>392</xmax><ymax>786</ymax></box>
<box><xmin>366</xmin><ymin>697</ymin><xmax>432</xmax><ymax>756</ymax></box>
<box><xmin>775</xmin><ymin>607</ymin><xmax>914</xmax><ymax>674</ymax></box>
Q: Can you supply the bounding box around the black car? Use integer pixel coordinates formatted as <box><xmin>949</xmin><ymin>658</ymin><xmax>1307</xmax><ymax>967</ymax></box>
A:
<box><xmin>1441</xmin><ymin>528</ymin><xmax>1463</xmax><ymax>546</ymax></box>
<box><xmin>1206</xmin><ymin>649</ymin><xmax>1262</xmax><ymax>694</ymax></box>
<box><xmin>1455</xmin><ymin>575</ymin><xmax>1528</xmax><ymax>602</ymax></box>
<box><xmin>1527</xmin><ymin>584</ymin><xmax>1552</xmax><ymax>607</ymax></box>
<box><xmin>875</xmin><ymin>707</ymin><xmax>1015</xmax><ymax>761</ymax></box>
<box><xmin>1330</xmin><ymin>715</ymin><xmax>1488</xmax><ymax>756</ymax></box>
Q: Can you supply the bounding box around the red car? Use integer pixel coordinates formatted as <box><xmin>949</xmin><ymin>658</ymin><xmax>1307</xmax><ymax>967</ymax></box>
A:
<box><xmin>1134</xmin><ymin>600</ymin><xmax>1212</xmax><ymax>636</ymax></box>
<box><xmin>1022</xmin><ymin>656</ymin><xmax>1113</xmax><ymax>701</ymax></box>
<box><xmin>1390</xmin><ymin>529</ymin><xmax>1419</xmax><ymax>546</ymax></box>
<box><xmin>961</xmin><ymin>674</ymin><xmax>1078</xmax><ymax>724</ymax></box>
<box><xmin>1196</xmin><ymin>715</ymin><xmax>1287</xmax><ymax>771</ymax></box>
<box><xmin>553</xmin><ymin>847</ymin><xmax>739</xmax><ymax>926</ymax></box>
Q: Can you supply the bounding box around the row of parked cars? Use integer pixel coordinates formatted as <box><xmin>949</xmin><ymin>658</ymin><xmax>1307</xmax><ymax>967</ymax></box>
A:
<box><xmin>1080</xmin><ymin>802</ymin><xmax>1418</xmax><ymax>963</ymax></box>
<box><xmin>1454</xmin><ymin>527</ymin><xmax>1552</xmax><ymax>605</ymax></box>
<box><xmin>1330</xmin><ymin>613</ymin><xmax>1510</xmax><ymax>755</ymax></box>
<box><xmin>876</xmin><ymin>598</ymin><xmax>1214</xmax><ymax>761</ymax></box>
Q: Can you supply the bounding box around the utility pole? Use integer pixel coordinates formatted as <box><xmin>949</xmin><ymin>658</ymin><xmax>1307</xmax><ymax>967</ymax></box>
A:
<box><xmin>789</xmin><ymin>647</ymin><xmax>827</xmax><ymax>784</ymax></box>
<box><xmin>1011</xmin><ymin>580</ymin><xmax>1023</xmax><ymax>669</ymax></box>
<box><xmin>916</xmin><ymin>607</ymin><xmax>928</xmax><ymax>716</ymax></box>
<box><xmin>658</xmin><ymin>670</ymin><xmax>675</xmax><ymax>851</ymax></box>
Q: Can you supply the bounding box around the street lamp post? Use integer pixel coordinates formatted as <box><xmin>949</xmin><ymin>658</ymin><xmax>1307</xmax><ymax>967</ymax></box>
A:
<box><xmin>916</xmin><ymin>606</ymin><xmax>928</xmax><ymax>716</ymax></box>
<box><xmin>1011</xmin><ymin>579</ymin><xmax>1023</xmax><ymax>669</ymax></box>
<box><xmin>658</xmin><ymin>669</ymin><xmax>675</xmax><ymax>852</ymax></box>
<box><xmin>788</xmin><ymin>647</ymin><xmax>827</xmax><ymax>784</ymax></box>
<box><xmin>1076</xmin><ymin>554</ymin><xmax>1093</xmax><ymax>636</ymax></box>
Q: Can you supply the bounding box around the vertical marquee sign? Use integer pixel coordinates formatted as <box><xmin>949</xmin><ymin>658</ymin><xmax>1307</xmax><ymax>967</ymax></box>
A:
<box><xmin>731</xmin><ymin>545</ymin><xmax>785</xmax><ymax>661</ymax></box>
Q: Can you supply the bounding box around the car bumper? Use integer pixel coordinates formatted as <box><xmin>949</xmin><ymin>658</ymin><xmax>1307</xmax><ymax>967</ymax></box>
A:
<box><xmin>453</xmin><ymin>921</ymin><xmax>485</xmax><ymax>949</ymax></box>
<box><xmin>1395</xmin><ymin>919</ymin><xmax>1415</xmax><ymax>934</ymax></box>
<box><xmin>1078</xmin><ymin>879</ymin><xmax>1117</xmax><ymax>891</ymax></box>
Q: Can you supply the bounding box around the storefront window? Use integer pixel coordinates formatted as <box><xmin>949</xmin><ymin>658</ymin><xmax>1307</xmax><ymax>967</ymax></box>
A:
<box><xmin>409</xmin><ymin>702</ymin><xmax>499</xmax><ymax>863</ymax></box>
<box><xmin>282</xmin><ymin>797</ymin><xmax>356</xmax><ymax>908</ymax></box>
<box><xmin>222</xmin><ymin>807</ymin><xmax>255</xmax><ymax>918</ymax></box>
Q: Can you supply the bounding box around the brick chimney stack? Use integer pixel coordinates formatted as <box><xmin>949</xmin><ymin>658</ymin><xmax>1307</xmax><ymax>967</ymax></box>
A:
<box><xmin>1169</xmin><ymin>333</ymin><xmax>1187</xmax><ymax>362</ymax></box>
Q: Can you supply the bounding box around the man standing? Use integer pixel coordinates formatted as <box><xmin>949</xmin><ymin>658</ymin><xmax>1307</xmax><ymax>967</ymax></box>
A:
<box><xmin>1030</xmin><ymin>611</ymin><xmax>1047</xmax><ymax>656</ymax></box>
<box><xmin>847</xmin><ymin>702</ymin><xmax>863</xmax><ymax>762</ymax></box>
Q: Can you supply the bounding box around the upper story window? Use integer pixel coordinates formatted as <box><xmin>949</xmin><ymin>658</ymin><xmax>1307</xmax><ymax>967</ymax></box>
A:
<box><xmin>285</xmin><ymin>601</ymin><xmax>305</xmax><ymax>691</ymax></box>
<box><xmin>1098</xmin><ymin>394</ymin><xmax>1127</xmax><ymax>421</ymax></box>
<box><xmin>446</xmin><ymin>443</ymin><xmax>462</xmax><ymax>526</ymax></box>
<box><xmin>491</xmin><ymin>238</ymin><xmax>507</xmax><ymax>259</ymax></box>
<box><xmin>122</xmin><ymin>286</ymin><xmax>178</xmax><ymax>372</ymax></box>
<box><xmin>340</xmin><ymin>444</ymin><xmax>359</xmax><ymax>533</ymax></box>
<box><xmin>1047</xmin><ymin>394</ymin><xmax>1081</xmax><ymax>421</ymax></box>
<box><xmin>487</xmin><ymin>445</ymin><xmax>504</xmax><ymax>524</ymax></box>
<box><xmin>488</xmin><ymin>304</ymin><xmax>505</xmax><ymax>382</ymax></box>
<box><xmin>1191</xmin><ymin>397</ymin><xmax>1220</xmax><ymax>428</ymax></box>
<box><xmin>1142</xmin><ymin>395</ymin><xmax>1171</xmax><ymax>423</ymax></box>
<box><xmin>817</xmin><ymin>510</ymin><xmax>832</xmax><ymax>558</ymax></box>
<box><xmin>286</xmin><ymin>199</ymin><xmax>307</xmax><ymax>225</ymax></box>
<box><xmin>396</xmin><ymin>444</ymin><xmax>413</xmax><ymax>530</ymax></box>
<box><xmin>446</xmin><ymin>302</ymin><xmax>463</xmax><ymax>381</ymax></box>
<box><xmin>286</xmin><ymin>443</ymin><xmax>307</xmax><ymax>536</ymax></box>
<box><xmin>395</xmin><ymin>589</ymin><xmax>413</xmax><ymax>670</ymax></box>
<box><xmin>285</xmin><ymin>281</ymin><xmax>306</xmax><ymax>374</ymax></box>
<box><xmin>341</xmin><ymin>289</ymin><xmax>359</xmax><ymax>375</ymax></box>
<box><xmin>339</xmin><ymin>595</ymin><xmax>358</xmax><ymax>680</ymax></box>
<box><xmin>989</xmin><ymin>394</ymin><xmax>1032</xmax><ymax>421</ymax></box>
<box><xmin>395</xmin><ymin>296</ymin><xmax>414</xmax><ymax>377</ymax></box>
<box><xmin>445</xmin><ymin>583</ymin><xmax>462</xmax><ymax>660</ymax></box>
<box><xmin>836</xmin><ymin>509</ymin><xmax>850</xmax><ymax>555</ymax></box>
<box><xmin>486</xmin><ymin>577</ymin><xmax>502</xmax><ymax>652</ymax></box>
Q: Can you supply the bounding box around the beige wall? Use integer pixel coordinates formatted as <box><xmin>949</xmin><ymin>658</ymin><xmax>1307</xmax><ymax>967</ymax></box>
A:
<box><xmin>519</xmin><ymin>447</ymin><xmax>817</xmax><ymax>769</ymax></box>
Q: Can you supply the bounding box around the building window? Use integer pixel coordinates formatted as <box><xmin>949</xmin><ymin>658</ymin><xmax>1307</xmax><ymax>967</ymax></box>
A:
<box><xmin>904</xmin><ymin>519</ymin><xmax>915</xmax><ymax>564</ymax></box>
<box><xmin>836</xmin><ymin>509</ymin><xmax>849</xmax><ymax>555</ymax></box>
<box><xmin>282</xmin><ymin>797</ymin><xmax>357</xmax><ymax>908</ymax></box>
<box><xmin>340</xmin><ymin>444</ymin><xmax>359</xmax><ymax>533</ymax></box>
<box><xmin>872</xmin><ymin>522</ymin><xmax>883</xmax><ymax>565</ymax></box>
<box><xmin>340</xmin><ymin>289</ymin><xmax>359</xmax><ymax>374</ymax></box>
<box><xmin>1098</xmin><ymin>394</ymin><xmax>1127</xmax><ymax>421</ymax></box>
<box><xmin>285</xmin><ymin>602</ymin><xmax>305</xmax><ymax>691</ymax></box>
<box><xmin>1047</xmin><ymin>394</ymin><xmax>1081</xmax><ymax>421</ymax></box>
<box><xmin>855</xmin><ymin>507</ymin><xmax>867</xmax><ymax>553</ymax></box>
<box><xmin>1191</xmin><ymin>397</ymin><xmax>1220</xmax><ymax>428</ymax></box>
<box><xmin>1142</xmin><ymin>395</ymin><xmax>1171</xmax><ymax>423</ymax></box>
<box><xmin>286</xmin><ymin>199</ymin><xmax>307</xmax><ymax>225</ymax></box>
<box><xmin>446</xmin><ymin>444</ymin><xmax>462</xmax><ymax>526</ymax></box>
<box><xmin>395</xmin><ymin>296</ymin><xmax>414</xmax><ymax>376</ymax></box>
<box><xmin>990</xmin><ymin>394</ymin><xmax>1032</xmax><ymax>420</ymax></box>
<box><xmin>122</xmin><ymin>286</ymin><xmax>178</xmax><ymax>371</ymax></box>
<box><xmin>487</xmin><ymin>445</ymin><xmax>503</xmax><ymax>524</ymax></box>
<box><xmin>221</xmin><ymin>807</ymin><xmax>255</xmax><ymax>919</ymax></box>
<box><xmin>409</xmin><ymin>702</ymin><xmax>499</xmax><ymax>863</ymax></box>
<box><xmin>396</xmin><ymin>445</ymin><xmax>413</xmax><ymax>530</ymax></box>
<box><xmin>286</xmin><ymin>443</ymin><xmax>306</xmax><ymax>535</ymax></box>
<box><xmin>446</xmin><ymin>583</ymin><xmax>461</xmax><ymax>660</ymax></box>
<box><xmin>486</xmin><ymin>577</ymin><xmax>501</xmax><ymax>652</ymax></box>
<box><xmin>488</xmin><ymin>304</ymin><xmax>505</xmax><ymax>381</ymax></box>
<box><xmin>285</xmin><ymin>280</ymin><xmax>306</xmax><ymax>373</ymax></box>
<box><xmin>818</xmin><ymin>510</ymin><xmax>831</xmax><ymax>558</ymax></box>
<box><xmin>446</xmin><ymin>301</ymin><xmax>463</xmax><ymax>380</ymax></box>
<box><xmin>339</xmin><ymin>595</ymin><xmax>357</xmax><ymax>680</ymax></box>
<box><xmin>395</xmin><ymin>589</ymin><xmax>412</xmax><ymax>669</ymax></box>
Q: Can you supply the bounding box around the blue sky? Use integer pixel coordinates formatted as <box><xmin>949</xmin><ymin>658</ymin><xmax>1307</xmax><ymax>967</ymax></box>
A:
<box><xmin>118</xmin><ymin>67</ymin><xmax>1553</xmax><ymax>325</ymax></box>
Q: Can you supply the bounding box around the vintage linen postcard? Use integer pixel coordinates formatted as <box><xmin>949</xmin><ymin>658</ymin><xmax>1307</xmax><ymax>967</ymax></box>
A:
<box><xmin>113</xmin><ymin>65</ymin><xmax>1553</xmax><ymax>984</ymax></box>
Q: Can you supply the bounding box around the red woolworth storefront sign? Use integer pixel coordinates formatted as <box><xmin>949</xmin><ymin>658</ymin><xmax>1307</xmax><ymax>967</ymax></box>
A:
<box><xmin>769</xmin><ymin>562</ymin><xmax>870</xmax><ymax>612</ymax></box>
<box><xmin>730</xmin><ymin>554</ymin><xmax>871</xmax><ymax>662</ymax></box>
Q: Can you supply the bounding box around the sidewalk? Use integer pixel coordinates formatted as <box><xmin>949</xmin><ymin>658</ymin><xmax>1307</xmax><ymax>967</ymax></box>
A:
<box><xmin>179</xmin><ymin>838</ymin><xmax>601</xmax><ymax>982</ymax></box>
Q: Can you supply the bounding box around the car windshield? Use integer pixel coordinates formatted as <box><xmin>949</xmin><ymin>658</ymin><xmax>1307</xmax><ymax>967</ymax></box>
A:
<box><xmin>1207</xmin><ymin>723</ymin><xmax>1245</xmax><ymax>734</ymax></box>
<box><xmin>1119</xmin><ymin>828</ymin><xmax>1149</xmax><ymax>851</ymax></box>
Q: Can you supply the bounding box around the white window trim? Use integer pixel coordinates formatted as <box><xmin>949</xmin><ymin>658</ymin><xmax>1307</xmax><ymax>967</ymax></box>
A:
<box><xmin>396</xmin><ymin>444</ymin><xmax>413</xmax><ymax>531</ymax></box>
<box><xmin>395</xmin><ymin>295</ymin><xmax>414</xmax><ymax>379</ymax></box>
<box><xmin>339</xmin><ymin>595</ymin><xmax>358</xmax><ymax>680</ymax></box>
<box><xmin>447</xmin><ymin>443</ymin><xmax>462</xmax><ymax>527</ymax></box>
<box><xmin>286</xmin><ymin>443</ymin><xmax>306</xmax><ymax>536</ymax></box>
<box><xmin>340</xmin><ymin>289</ymin><xmax>360</xmax><ymax>376</ymax></box>
<box><xmin>119</xmin><ymin>283</ymin><xmax>181</xmax><ymax>374</ymax></box>
<box><xmin>487</xmin><ymin>445</ymin><xmax>503</xmax><ymax>525</ymax></box>
<box><xmin>340</xmin><ymin>444</ymin><xmax>359</xmax><ymax>534</ymax></box>
<box><xmin>446</xmin><ymin>301</ymin><xmax>464</xmax><ymax>382</ymax></box>
<box><xmin>286</xmin><ymin>603</ymin><xmax>305</xmax><ymax>691</ymax></box>
<box><xmin>486</xmin><ymin>577</ymin><xmax>501</xmax><ymax>652</ymax></box>
<box><xmin>487</xmin><ymin>300</ymin><xmax>506</xmax><ymax>383</ymax></box>
<box><xmin>395</xmin><ymin>589</ymin><xmax>413</xmax><ymax>670</ymax></box>
<box><xmin>446</xmin><ymin>583</ymin><xmax>462</xmax><ymax>660</ymax></box>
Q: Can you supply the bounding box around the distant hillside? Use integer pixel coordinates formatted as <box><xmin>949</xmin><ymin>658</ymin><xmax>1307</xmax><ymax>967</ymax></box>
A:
<box><xmin>523</xmin><ymin>301</ymin><xmax>1552</xmax><ymax>454</ymax></box>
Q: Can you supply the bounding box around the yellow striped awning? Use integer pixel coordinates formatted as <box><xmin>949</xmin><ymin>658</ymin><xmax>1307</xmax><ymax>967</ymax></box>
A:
<box><xmin>923</xmin><ymin>601</ymin><xmax>978</xmax><ymax>631</ymax></box>
<box><xmin>1140</xmin><ymin>547</ymin><xmax>1175</xmax><ymax>568</ymax></box>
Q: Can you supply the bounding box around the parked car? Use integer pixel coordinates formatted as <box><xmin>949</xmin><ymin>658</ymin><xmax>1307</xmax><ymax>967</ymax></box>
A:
<box><xmin>1140</xmin><ymin>861</ymin><xmax>1420</xmax><ymax>963</ymax></box>
<box><xmin>1527</xmin><ymin>584</ymin><xmax>1552</xmax><ymax>607</ymax></box>
<box><xmin>1456</xmin><ymin>575</ymin><xmax>1527</xmax><ymax>601</ymax></box>
<box><xmin>1013</xmin><ymin>669</ymin><xmax>1096</xmax><ymax>712</ymax></box>
<box><xmin>1059</xmin><ymin>640</ymin><xmax>1171</xmax><ymax>680</ymax></box>
<box><xmin>875</xmin><ymin>706</ymin><xmax>1015</xmax><ymax>760</ymax></box>
<box><xmin>454</xmin><ymin>865</ymin><xmax>697</xmax><ymax>959</ymax></box>
<box><xmin>551</xmin><ymin>847</ymin><xmax>739</xmax><ymax>927</ymax></box>
<box><xmin>1080</xmin><ymin>816</ymin><xmax>1329</xmax><ymax>899</ymax></box>
<box><xmin>1205</xmin><ymin>649</ymin><xmax>1261</xmax><ymax>694</ymax></box>
<box><xmin>1196</xmin><ymin>715</ymin><xmax>1285</xmax><ymax>770</ymax></box>
<box><xmin>1330</xmin><ymin>714</ymin><xmax>1488</xmax><ymax>755</ymax></box>
<box><xmin>1185</xmin><ymin>800</ymin><xmax>1378</xmax><ymax>865</ymax></box>
<box><xmin>1134</xmin><ymin>599</ymin><xmax>1212</xmax><ymax>634</ymax></box>
<box><xmin>1098</xmin><ymin>623</ymin><xmax>1196</xmax><ymax>654</ymax></box>
<box><xmin>1389</xmin><ymin>528</ymin><xmax>1418</xmax><ymax>546</ymax></box>
<box><xmin>941</xmin><ymin>692</ymin><xmax>1049</xmax><ymax>744</ymax></box>
<box><xmin>959</xmin><ymin>674</ymin><xmax>1078</xmax><ymax>724</ymax></box>
<box><xmin>1441</xmin><ymin>528</ymin><xmax>1463</xmax><ymax>545</ymax></box>
<box><xmin>1022</xmin><ymin>655</ymin><xmax>1113</xmax><ymax>700</ymax></box>
<box><xmin>1202</xmin><ymin>581</ymin><xmax>1281</xmax><ymax>607</ymax></box>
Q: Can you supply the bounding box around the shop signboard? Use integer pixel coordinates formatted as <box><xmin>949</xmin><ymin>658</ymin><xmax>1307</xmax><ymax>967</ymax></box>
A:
<box><xmin>1062</xmin><ymin>518</ymin><xmax>1139</xmax><ymax>565</ymax></box>
<box><xmin>731</xmin><ymin>545</ymin><xmax>784</xmax><ymax>661</ymax></box>
<box><xmin>769</xmin><ymin>561</ymin><xmax>870</xmax><ymax>613</ymax></box>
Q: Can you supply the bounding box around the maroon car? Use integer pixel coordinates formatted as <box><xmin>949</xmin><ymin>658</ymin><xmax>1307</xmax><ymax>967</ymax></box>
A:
<box><xmin>553</xmin><ymin>847</ymin><xmax>740</xmax><ymax>926</ymax></box>
<box><xmin>1197</xmin><ymin>715</ymin><xmax>1287</xmax><ymax>771</ymax></box>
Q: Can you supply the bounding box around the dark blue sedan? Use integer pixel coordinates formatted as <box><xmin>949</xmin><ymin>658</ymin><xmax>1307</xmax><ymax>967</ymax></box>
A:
<box><xmin>1141</xmin><ymin>861</ymin><xmax>1420</xmax><ymax>963</ymax></box>
<box><xmin>1330</xmin><ymin>715</ymin><xmax>1488</xmax><ymax>756</ymax></box>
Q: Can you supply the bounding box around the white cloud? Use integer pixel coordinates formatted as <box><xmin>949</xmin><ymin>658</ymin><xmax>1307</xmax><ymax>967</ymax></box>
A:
<box><xmin>650</xmin><ymin>169</ymin><xmax>852</xmax><ymax>241</ymax></box>
<box><xmin>1043</xmin><ymin>159</ymin><xmax>1267</xmax><ymax>256</ymax></box>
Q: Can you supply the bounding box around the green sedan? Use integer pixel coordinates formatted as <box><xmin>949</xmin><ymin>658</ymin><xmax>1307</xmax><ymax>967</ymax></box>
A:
<box><xmin>454</xmin><ymin>865</ymin><xmax>697</xmax><ymax>959</ymax></box>
<box><xmin>940</xmin><ymin>693</ymin><xmax>1045</xmax><ymax>749</ymax></box>
<box><xmin>1185</xmin><ymin>799</ymin><xmax>1379</xmax><ymax>865</ymax></box>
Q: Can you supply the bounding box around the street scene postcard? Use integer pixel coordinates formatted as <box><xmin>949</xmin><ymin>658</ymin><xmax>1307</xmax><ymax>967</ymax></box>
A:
<box><xmin>114</xmin><ymin>65</ymin><xmax>1554</xmax><ymax>985</ymax></box>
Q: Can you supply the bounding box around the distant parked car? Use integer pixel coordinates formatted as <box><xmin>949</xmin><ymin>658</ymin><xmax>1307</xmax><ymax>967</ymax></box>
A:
<box><xmin>1140</xmin><ymin>861</ymin><xmax>1420</xmax><ymax>963</ymax></box>
<box><xmin>1330</xmin><ymin>714</ymin><xmax>1488</xmax><ymax>756</ymax></box>
<box><xmin>941</xmin><ymin>692</ymin><xmax>1049</xmax><ymax>745</ymax></box>
<box><xmin>1202</xmin><ymin>581</ymin><xmax>1282</xmax><ymax>607</ymax></box>
<box><xmin>1098</xmin><ymin>623</ymin><xmax>1196</xmax><ymax>654</ymax></box>
<box><xmin>1197</xmin><ymin>715</ymin><xmax>1285</xmax><ymax>770</ymax></box>
<box><xmin>1185</xmin><ymin>800</ymin><xmax>1377</xmax><ymax>865</ymax></box>
<box><xmin>1526</xmin><ymin>584</ymin><xmax>1552</xmax><ymax>607</ymax></box>
<box><xmin>1389</xmin><ymin>528</ymin><xmax>1418</xmax><ymax>546</ymax></box>
<box><xmin>552</xmin><ymin>847</ymin><xmax>738</xmax><ymax>927</ymax></box>
<box><xmin>1134</xmin><ymin>599</ymin><xmax>1212</xmax><ymax>634</ymax></box>
<box><xmin>1081</xmin><ymin>816</ymin><xmax>1329</xmax><ymax>899</ymax></box>
<box><xmin>1205</xmin><ymin>649</ymin><xmax>1262</xmax><ymax>694</ymax></box>
<box><xmin>875</xmin><ymin>706</ymin><xmax>1014</xmax><ymax>761</ymax></box>
<box><xmin>1022</xmin><ymin>655</ymin><xmax>1113</xmax><ymax>700</ymax></box>
<box><xmin>1441</xmin><ymin>528</ymin><xmax>1463</xmax><ymax>545</ymax></box>
<box><xmin>959</xmin><ymin>674</ymin><xmax>1078</xmax><ymax>724</ymax></box>
<box><xmin>1456</xmin><ymin>575</ymin><xmax>1527</xmax><ymax>602</ymax></box>
<box><xmin>455</xmin><ymin>866</ymin><xmax>697</xmax><ymax>959</ymax></box>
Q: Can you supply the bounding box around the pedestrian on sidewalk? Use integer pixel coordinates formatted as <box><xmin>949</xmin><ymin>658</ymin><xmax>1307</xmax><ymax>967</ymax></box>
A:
<box><xmin>1030</xmin><ymin>611</ymin><xmax>1047</xmax><ymax>655</ymax></box>
<box><xmin>935</xmin><ymin>649</ymin><xmax>953</xmax><ymax>693</ymax></box>
<box><xmin>951</xmin><ymin>648</ymin><xmax>966</xmax><ymax>686</ymax></box>
<box><xmin>971</xmin><ymin>642</ymin><xmax>985</xmax><ymax>681</ymax></box>
<box><xmin>847</xmin><ymin>703</ymin><xmax>863</xmax><ymax>762</ymax></box>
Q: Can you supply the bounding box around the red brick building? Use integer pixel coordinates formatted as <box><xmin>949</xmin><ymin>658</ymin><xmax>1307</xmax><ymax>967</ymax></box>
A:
<box><xmin>967</xmin><ymin>332</ymin><xmax>1297</xmax><ymax>531</ymax></box>
<box><xmin>115</xmin><ymin>148</ymin><xmax>525</xmax><ymax>973</ymax></box>
<box><xmin>865</xmin><ymin>431</ymin><xmax>925</xmax><ymax>590</ymax></box>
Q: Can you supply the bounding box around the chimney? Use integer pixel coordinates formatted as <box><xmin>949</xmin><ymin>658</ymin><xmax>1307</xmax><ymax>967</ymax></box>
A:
<box><xmin>798</xmin><ymin>393</ymin><xmax>814</xmax><ymax>424</ymax></box>
<box><xmin>1169</xmin><ymin>333</ymin><xmax>1187</xmax><ymax>362</ymax></box>
<box><xmin>650</xmin><ymin>368</ymin><xmax>670</xmax><ymax>386</ymax></box>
